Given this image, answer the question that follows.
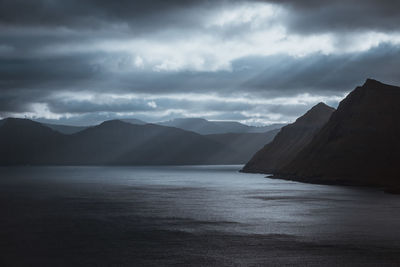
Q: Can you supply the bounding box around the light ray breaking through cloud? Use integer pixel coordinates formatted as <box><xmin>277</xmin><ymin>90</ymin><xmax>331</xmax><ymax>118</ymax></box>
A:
<box><xmin>1</xmin><ymin>0</ymin><xmax>400</xmax><ymax>125</ymax></box>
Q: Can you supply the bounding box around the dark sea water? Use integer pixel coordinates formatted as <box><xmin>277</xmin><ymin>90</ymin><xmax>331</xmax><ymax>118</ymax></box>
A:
<box><xmin>1</xmin><ymin>165</ymin><xmax>400</xmax><ymax>266</ymax></box>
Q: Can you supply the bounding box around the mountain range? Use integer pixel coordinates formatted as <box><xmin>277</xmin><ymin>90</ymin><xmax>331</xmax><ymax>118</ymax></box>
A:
<box><xmin>38</xmin><ymin>118</ymin><xmax>284</xmax><ymax>135</ymax></box>
<box><xmin>0</xmin><ymin>118</ymin><xmax>279</xmax><ymax>165</ymax></box>
<box><xmin>6</xmin><ymin>78</ymin><xmax>398</xmax><ymax>190</ymax></box>
<box><xmin>157</xmin><ymin>118</ymin><xmax>285</xmax><ymax>134</ymax></box>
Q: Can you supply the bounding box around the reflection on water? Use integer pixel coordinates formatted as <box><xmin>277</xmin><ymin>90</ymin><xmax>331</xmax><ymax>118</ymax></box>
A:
<box><xmin>1</xmin><ymin>165</ymin><xmax>400</xmax><ymax>266</ymax></box>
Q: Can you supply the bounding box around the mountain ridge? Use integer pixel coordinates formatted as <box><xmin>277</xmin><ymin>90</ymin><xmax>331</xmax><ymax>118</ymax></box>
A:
<box><xmin>157</xmin><ymin>118</ymin><xmax>285</xmax><ymax>134</ymax></box>
<box><xmin>241</xmin><ymin>102</ymin><xmax>335</xmax><ymax>174</ymax></box>
<box><xmin>0</xmin><ymin>118</ymin><xmax>279</xmax><ymax>165</ymax></box>
<box><xmin>276</xmin><ymin>79</ymin><xmax>400</xmax><ymax>188</ymax></box>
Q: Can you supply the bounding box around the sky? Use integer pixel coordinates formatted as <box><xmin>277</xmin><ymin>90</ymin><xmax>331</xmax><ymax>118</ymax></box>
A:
<box><xmin>1</xmin><ymin>0</ymin><xmax>400</xmax><ymax>126</ymax></box>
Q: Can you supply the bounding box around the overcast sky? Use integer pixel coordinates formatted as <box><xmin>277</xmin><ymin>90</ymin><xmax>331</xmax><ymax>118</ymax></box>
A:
<box><xmin>1</xmin><ymin>0</ymin><xmax>400</xmax><ymax>126</ymax></box>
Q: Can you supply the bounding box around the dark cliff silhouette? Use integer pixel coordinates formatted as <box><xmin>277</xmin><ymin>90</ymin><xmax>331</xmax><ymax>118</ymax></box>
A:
<box><xmin>277</xmin><ymin>79</ymin><xmax>400</xmax><ymax>189</ymax></box>
<box><xmin>241</xmin><ymin>103</ymin><xmax>335</xmax><ymax>174</ymax></box>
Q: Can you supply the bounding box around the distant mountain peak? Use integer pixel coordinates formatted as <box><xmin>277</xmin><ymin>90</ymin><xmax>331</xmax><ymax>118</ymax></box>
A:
<box><xmin>360</xmin><ymin>79</ymin><xmax>400</xmax><ymax>93</ymax></box>
<box><xmin>242</xmin><ymin>102</ymin><xmax>335</xmax><ymax>174</ymax></box>
<box><xmin>120</xmin><ymin>118</ymin><xmax>146</xmax><ymax>125</ymax></box>
<box><xmin>363</xmin><ymin>78</ymin><xmax>384</xmax><ymax>87</ymax></box>
<box><xmin>3</xmin><ymin>117</ymin><xmax>46</xmax><ymax>128</ymax></box>
<box><xmin>314</xmin><ymin>102</ymin><xmax>331</xmax><ymax>109</ymax></box>
<box><xmin>294</xmin><ymin>102</ymin><xmax>335</xmax><ymax>125</ymax></box>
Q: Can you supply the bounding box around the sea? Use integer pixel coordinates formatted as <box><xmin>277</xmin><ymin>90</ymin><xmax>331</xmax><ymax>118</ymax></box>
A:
<box><xmin>1</xmin><ymin>165</ymin><xmax>400</xmax><ymax>266</ymax></box>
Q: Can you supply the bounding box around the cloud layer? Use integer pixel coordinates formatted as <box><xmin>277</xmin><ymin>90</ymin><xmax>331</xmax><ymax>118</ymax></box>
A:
<box><xmin>1</xmin><ymin>0</ymin><xmax>399</xmax><ymax>125</ymax></box>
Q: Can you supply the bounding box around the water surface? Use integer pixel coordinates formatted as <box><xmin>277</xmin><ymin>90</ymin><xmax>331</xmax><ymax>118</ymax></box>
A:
<box><xmin>1</xmin><ymin>165</ymin><xmax>400</xmax><ymax>266</ymax></box>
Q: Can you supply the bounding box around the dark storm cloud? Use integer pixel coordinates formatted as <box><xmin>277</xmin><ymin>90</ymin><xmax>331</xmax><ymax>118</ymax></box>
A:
<box><xmin>0</xmin><ymin>42</ymin><xmax>400</xmax><ymax>119</ymax></box>
<box><xmin>3</xmin><ymin>0</ymin><xmax>398</xmax><ymax>34</ymax></box>
<box><xmin>259</xmin><ymin>0</ymin><xmax>400</xmax><ymax>33</ymax></box>
<box><xmin>0</xmin><ymin>53</ymin><xmax>100</xmax><ymax>87</ymax></box>
<box><xmin>2</xmin><ymin>42</ymin><xmax>400</xmax><ymax>117</ymax></box>
<box><xmin>0</xmin><ymin>0</ymin><xmax>229</xmax><ymax>32</ymax></box>
<box><xmin>0</xmin><ymin>94</ymin><xmax>30</xmax><ymax>113</ymax></box>
<box><xmin>46</xmin><ymin>99</ymin><xmax>157</xmax><ymax>114</ymax></box>
<box><xmin>0</xmin><ymin>49</ymin><xmax>242</xmax><ymax>96</ymax></box>
<box><xmin>1</xmin><ymin>0</ymin><xmax>399</xmax><ymax>124</ymax></box>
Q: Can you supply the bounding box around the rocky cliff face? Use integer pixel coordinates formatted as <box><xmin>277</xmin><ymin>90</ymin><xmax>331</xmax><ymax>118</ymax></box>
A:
<box><xmin>242</xmin><ymin>102</ymin><xmax>335</xmax><ymax>174</ymax></box>
<box><xmin>278</xmin><ymin>79</ymin><xmax>400</xmax><ymax>188</ymax></box>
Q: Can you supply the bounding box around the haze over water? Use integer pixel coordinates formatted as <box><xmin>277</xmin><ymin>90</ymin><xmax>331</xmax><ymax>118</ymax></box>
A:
<box><xmin>2</xmin><ymin>165</ymin><xmax>400</xmax><ymax>266</ymax></box>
